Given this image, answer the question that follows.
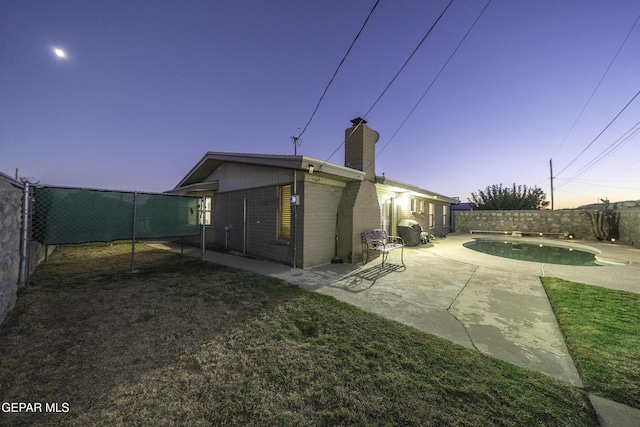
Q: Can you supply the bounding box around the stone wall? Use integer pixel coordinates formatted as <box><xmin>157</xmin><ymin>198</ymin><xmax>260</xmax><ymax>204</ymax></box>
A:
<box><xmin>452</xmin><ymin>209</ymin><xmax>595</xmax><ymax>239</ymax></box>
<box><xmin>609</xmin><ymin>201</ymin><xmax>640</xmax><ymax>246</ymax></box>
<box><xmin>0</xmin><ymin>175</ymin><xmax>23</xmax><ymax>325</ymax></box>
<box><xmin>452</xmin><ymin>201</ymin><xmax>640</xmax><ymax>246</ymax></box>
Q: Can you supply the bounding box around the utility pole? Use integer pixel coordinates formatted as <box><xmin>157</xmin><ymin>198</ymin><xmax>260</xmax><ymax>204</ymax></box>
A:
<box><xmin>550</xmin><ymin>159</ymin><xmax>554</xmax><ymax>210</ymax></box>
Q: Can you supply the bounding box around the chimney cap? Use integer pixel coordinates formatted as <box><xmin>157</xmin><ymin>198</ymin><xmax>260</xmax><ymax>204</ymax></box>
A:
<box><xmin>350</xmin><ymin>117</ymin><xmax>367</xmax><ymax>126</ymax></box>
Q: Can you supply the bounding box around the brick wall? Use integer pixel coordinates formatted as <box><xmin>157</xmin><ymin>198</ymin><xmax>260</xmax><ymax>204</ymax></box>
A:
<box><xmin>337</xmin><ymin>181</ymin><xmax>381</xmax><ymax>263</ymax></box>
<box><xmin>302</xmin><ymin>181</ymin><xmax>344</xmax><ymax>267</ymax></box>
<box><xmin>212</xmin><ymin>186</ymin><xmax>292</xmax><ymax>265</ymax></box>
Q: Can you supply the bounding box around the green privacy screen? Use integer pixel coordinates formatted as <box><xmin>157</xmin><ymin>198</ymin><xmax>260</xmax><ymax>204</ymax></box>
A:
<box><xmin>33</xmin><ymin>186</ymin><xmax>201</xmax><ymax>245</ymax></box>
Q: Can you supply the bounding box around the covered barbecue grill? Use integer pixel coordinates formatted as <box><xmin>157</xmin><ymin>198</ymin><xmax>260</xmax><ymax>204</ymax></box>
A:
<box><xmin>397</xmin><ymin>219</ymin><xmax>427</xmax><ymax>246</ymax></box>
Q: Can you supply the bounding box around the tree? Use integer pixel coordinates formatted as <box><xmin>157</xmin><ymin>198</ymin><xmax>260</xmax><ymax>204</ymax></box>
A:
<box><xmin>469</xmin><ymin>183</ymin><xmax>549</xmax><ymax>210</ymax></box>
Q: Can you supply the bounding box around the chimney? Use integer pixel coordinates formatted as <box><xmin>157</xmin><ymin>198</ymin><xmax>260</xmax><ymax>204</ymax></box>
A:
<box><xmin>344</xmin><ymin>117</ymin><xmax>379</xmax><ymax>182</ymax></box>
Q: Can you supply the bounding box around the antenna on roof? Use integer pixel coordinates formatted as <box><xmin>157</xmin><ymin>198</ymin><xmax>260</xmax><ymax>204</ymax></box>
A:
<box><xmin>290</xmin><ymin>128</ymin><xmax>302</xmax><ymax>155</ymax></box>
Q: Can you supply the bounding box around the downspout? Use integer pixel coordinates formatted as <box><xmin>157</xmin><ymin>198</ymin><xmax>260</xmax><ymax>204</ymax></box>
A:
<box><xmin>201</xmin><ymin>196</ymin><xmax>206</xmax><ymax>261</ymax></box>
<box><xmin>243</xmin><ymin>197</ymin><xmax>247</xmax><ymax>256</ymax></box>
<box><xmin>292</xmin><ymin>169</ymin><xmax>297</xmax><ymax>268</ymax></box>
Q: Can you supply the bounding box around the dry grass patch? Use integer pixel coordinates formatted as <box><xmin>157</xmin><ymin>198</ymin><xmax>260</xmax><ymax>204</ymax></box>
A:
<box><xmin>0</xmin><ymin>243</ymin><xmax>597</xmax><ymax>426</ymax></box>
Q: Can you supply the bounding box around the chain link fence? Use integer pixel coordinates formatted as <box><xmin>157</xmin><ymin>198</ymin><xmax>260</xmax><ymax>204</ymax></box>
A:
<box><xmin>22</xmin><ymin>184</ymin><xmax>205</xmax><ymax>274</ymax></box>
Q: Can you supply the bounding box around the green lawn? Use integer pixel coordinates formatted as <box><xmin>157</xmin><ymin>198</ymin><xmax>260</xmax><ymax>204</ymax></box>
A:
<box><xmin>0</xmin><ymin>243</ymin><xmax>598</xmax><ymax>426</ymax></box>
<box><xmin>543</xmin><ymin>277</ymin><xmax>640</xmax><ymax>409</ymax></box>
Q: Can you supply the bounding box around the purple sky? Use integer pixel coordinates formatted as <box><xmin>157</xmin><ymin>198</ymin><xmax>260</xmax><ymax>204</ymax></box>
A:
<box><xmin>2</xmin><ymin>0</ymin><xmax>639</xmax><ymax>208</ymax></box>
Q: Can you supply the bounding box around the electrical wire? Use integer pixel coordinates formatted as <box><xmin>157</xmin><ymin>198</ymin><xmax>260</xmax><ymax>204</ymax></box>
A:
<box><xmin>555</xmin><ymin>178</ymin><xmax>640</xmax><ymax>191</ymax></box>
<box><xmin>372</xmin><ymin>0</ymin><xmax>492</xmax><ymax>164</ymax></box>
<box><xmin>550</xmin><ymin>11</ymin><xmax>640</xmax><ymax>158</ymax></box>
<box><xmin>294</xmin><ymin>0</ymin><xmax>381</xmax><ymax>142</ymax></box>
<box><xmin>555</xmin><ymin>88</ymin><xmax>640</xmax><ymax>178</ymax></box>
<box><xmin>320</xmin><ymin>0</ymin><xmax>455</xmax><ymax>167</ymax></box>
<box><xmin>555</xmin><ymin>121</ymin><xmax>640</xmax><ymax>189</ymax></box>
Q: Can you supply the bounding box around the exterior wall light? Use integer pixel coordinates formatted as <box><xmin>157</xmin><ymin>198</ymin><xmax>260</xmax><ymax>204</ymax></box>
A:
<box><xmin>308</xmin><ymin>165</ymin><xmax>314</xmax><ymax>174</ymax></box>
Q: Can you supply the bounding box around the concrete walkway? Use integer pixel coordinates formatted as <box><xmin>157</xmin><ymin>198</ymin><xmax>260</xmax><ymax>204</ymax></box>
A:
<box><xmin>155</xmin><ymin>234</ymin><xmax>640</xmax><ymax>426</ymax></box>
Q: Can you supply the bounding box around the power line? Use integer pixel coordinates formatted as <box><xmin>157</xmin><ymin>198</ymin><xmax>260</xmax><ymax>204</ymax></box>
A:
<box><xmin>321</xmin><ymin>0</ymin><xmax>455</xmax><ymax>166</ymax></box>
<box><xmin>373</xmin><ymin>0</ymin><xmax>492</xmax><ymax>163</ymax></box>
<box><xmin>294</xmin><ymin>0</ymin><xmax>381</xmax><ymax>142</ymax></box>
<box><xmin>555</xmin><ymin>121</ymin><xmax>640</xmax><ymax>188</ymax></box>
<box><xmin>555</xmin><ymin>179</ymin><xmax>640</xmax><ymax>191</ymax></box>
<box><xmin>550</xmin><ymin>11</ymin><xmax>640</xmax><ymax>158</ymax></box>
<box><xmin>555</xmin><ymin>88</ymin><xmax>640</xmax><ymax>177</ymax></box>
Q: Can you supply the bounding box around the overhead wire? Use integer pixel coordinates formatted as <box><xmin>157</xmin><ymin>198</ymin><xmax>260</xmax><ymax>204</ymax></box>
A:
<box><xmin>550</xmin><ymin>10</ymin><xmax>640</xmax><ymax>158</ymax></box>
<box><xmin>371</xmin><ymin>0</ymin><xmax>492</xmax><ymax>166</ymax></box>
<box><xmin>320</xmin><ymin>0</ymin><xmax>455</xmax><ymax>168</ymax></box>
<box><xmin>555</xmin><ymin>87</ymin><xmax>640</xmax><ymax>178</ymax></box>
<box><xmin>294</xmin><ymin>0</ymin><xmax>381</xmax><ymax>142</ymax></box>
<box><xmin>555</xmin><ymin>179</ymin><xmax>640</xmax><ymax>191</ymax></box>
<box><xmin>555</xmin><ymin>120</ymin><xmax>640</xmax><ymax>189</ymax></box>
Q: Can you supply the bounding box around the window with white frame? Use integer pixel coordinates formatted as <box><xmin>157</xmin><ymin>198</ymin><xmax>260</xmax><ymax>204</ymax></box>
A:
<box><xmin>203</xmin><ymin>197</ymin><xmax>212</xmax><ymax>225</ymax></box>
<box><xmin>442</xmin><ymin>204</ymin><xmax>448</xmax><ymax>226</ymax></box>
<box><xmin>411</xmin><ymin>198</ymin><xmax>425</xmax><ymax>213</ymax></box>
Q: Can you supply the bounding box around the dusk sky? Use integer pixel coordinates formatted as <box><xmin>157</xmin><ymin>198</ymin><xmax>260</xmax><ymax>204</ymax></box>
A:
<box><xmin>2</xmin><ymin>0</ymin><xmax>639</xmax><ymax>208</ymax></box>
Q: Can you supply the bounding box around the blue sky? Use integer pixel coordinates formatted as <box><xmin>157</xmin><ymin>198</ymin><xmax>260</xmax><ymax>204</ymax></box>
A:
<box><xmin>1</xmin><ymin>0</ymin><xmax>639</xmax><ymax>208</ymax></box>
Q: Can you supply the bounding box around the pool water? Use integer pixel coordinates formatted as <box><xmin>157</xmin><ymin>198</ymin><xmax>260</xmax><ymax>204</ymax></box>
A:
<box><xmin>464</xmin><ymin>238</ymin><xmax>600</xmax><ymax>266</ymax></box>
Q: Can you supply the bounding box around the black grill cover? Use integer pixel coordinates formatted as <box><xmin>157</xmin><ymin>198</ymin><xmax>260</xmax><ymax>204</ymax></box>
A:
<box><xmin>397</xmin><ymin>219</ymin><xmax>422</xmax><ymax>246</ymax></box>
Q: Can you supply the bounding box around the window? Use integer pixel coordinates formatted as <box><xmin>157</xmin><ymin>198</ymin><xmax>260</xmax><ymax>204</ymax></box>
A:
<box><xmin>411</xmin><ymin>199</ymin><xmax>425</xmax><ymax>213</ymax></box>
<box><xmin>442</xmin><ymin>205</ymin><xmax>448</xmax><ymax>226</ymax></box>
<box><xmin>279</xmin><ymin>185</ymin><xmax>291</xmax><ymax>239</ymax></box>
<box><xmin>203</xmin><ymin>197</ymin><xmax>212</xmax><ymax>225</ymax></box>
<box><xmin>428</xmin><ymin>202</ymin><xmax>435</xmax><ymax>228</ymax></box>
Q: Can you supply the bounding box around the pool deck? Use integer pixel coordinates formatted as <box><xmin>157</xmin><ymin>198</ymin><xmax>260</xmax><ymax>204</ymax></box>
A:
<box><xmin>160</xmin><ymin>233</ymin><xmax>640</xmax><ymax>426</ymax></box>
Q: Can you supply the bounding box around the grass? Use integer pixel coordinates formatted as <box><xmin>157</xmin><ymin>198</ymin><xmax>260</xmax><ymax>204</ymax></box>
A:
<box><xmin>542</xmin><ymin>277</ymin><xmax>640</xmax><ymax>409</ymax></box>
<box><xmin>0</xmin><ymin>242</ymin><xmax>598</xmax><ymax>426</ymax></box>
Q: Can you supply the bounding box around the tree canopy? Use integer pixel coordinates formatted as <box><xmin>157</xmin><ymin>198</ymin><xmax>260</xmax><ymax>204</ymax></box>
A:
<box><xmin>469</xmin><ymin>184</ymin><xmax>549</xmax><ymax>210</ymax></box>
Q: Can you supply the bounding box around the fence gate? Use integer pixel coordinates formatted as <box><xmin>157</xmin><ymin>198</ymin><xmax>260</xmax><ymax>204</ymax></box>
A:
<box><xmin>20</xmin><ymin>183</ymin><xmax>205</xmax><ymax>278</ymax></box>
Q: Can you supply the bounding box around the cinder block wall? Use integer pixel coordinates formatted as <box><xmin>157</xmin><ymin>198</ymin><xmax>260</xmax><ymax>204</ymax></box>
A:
<box><xmin>302</xmin><ymin>181</ymin><xmax>344</xmax><ymax>267</ymax></box>
<box><xmin>212</xmin><ymin>186</ymin><xmax>294</xmax><ymax>266</ymax></box>
<box><xmin>0</xmin><ymin>177</ymin><xmax>22</xmax><ymax>325</ymax></box>
<box><xmin>337</xmin><ymin>181</ymin><xmax>381</xmax><ymax>263</ymax></box>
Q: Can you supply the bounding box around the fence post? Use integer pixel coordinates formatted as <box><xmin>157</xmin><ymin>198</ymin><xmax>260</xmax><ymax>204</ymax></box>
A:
<box><xmin>18</xmin><ymin>181</ymin><xmax>30</xmax><ymax>286</ymax></box>
<box><xmin>131</xmin><ymin>192</ymin><xmax>137</xmax><ymax>272</ymax></box>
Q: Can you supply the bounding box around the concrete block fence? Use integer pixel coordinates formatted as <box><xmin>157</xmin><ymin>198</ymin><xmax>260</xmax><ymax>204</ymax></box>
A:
<box><xmin>0</xmin><ymin>176</ymin><xmax>23</xmax><ymax>325</ymax></box>
<box><xmin>452</xmin><ymin>202</ymin><xmax>640</xmax><ymax>247</ymax></box>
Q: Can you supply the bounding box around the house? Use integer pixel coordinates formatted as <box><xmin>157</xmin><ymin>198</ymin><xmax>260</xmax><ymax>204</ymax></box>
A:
<box><xmin>169</xmin><ymin>118</ymin><xmax>458</xmax><ymax>268</ymax></box>
<box><xmin>451</xmin><ymin>202</ymin><xmax>474</xmax><ymax>211</ymax></box>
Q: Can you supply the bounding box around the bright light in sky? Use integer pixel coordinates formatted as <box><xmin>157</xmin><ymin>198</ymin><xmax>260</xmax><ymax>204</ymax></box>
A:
<box><xmin>53</xmin><ymin>47</ymin><xmax>66</xmax><ymax>59</ymax></box>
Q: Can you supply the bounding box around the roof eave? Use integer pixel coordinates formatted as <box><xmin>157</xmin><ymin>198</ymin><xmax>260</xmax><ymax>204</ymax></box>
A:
<box><xmin>376</xmin><ymin>176</ymin><xmax>458</xmax><ymax>204</ymax></box>
<box><xmin>173</xmin><ymin>152</ymin><xmax>365</xmax><ymax>190</ymax></box>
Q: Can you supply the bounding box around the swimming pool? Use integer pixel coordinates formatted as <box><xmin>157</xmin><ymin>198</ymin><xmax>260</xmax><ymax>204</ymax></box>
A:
<box><xmin>464</xmin><ymin>237</ymin><xmax>609</xmax><ymax>266</ymax></box>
